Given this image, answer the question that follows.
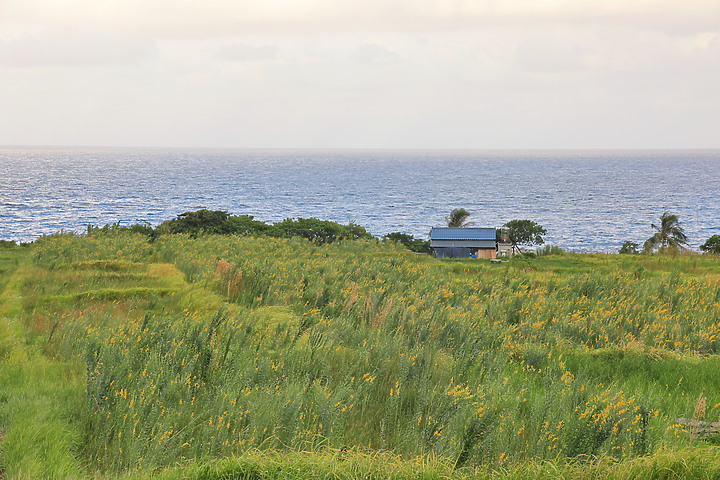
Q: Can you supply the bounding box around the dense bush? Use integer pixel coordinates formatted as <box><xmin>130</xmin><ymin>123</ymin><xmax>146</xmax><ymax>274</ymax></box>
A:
<box><xmin>382</xmin><ymin>232</ymin><xmax>432</xmax><ymax>254</ymax></box>
<box><xmin>156</xmin><ymin>210</ymin><xmax>269</xmax><ymax>237</ymax></box>
<box><xmin>88</xmin><ymin>210</ymin><xmax>373</xmax><ymax>244</ymax></box>
<box><xmin>503</xmin><ymin>220</ymin><xmax>547</xmax><ymax>251</ymax></box>
<box><xmin>619</xmin><ymin>241</ymin><xmax>640</xmax><ymax>254</ymax></box>
<box><xmin>269</xmin><ymin>217</ymin><xmax>372</xmax><ymax>243</ymax></box>
<box><xmin>700</xmin><ymin>235</ymin><xmax>720</xmax><ymax>254</ymax></box>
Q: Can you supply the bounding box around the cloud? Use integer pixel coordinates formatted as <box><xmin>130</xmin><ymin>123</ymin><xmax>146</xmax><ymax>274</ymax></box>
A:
<box><xmin>1</xmin><ymin>0</ymin><xmax>717</xmax><ymax>149</ymax></box>
<box><xmin>353</xmin><ymin>43</ymin><xmax>400</xmax><ymax>65</ymax></box>
<box><xmin>515</xmin><ymin>30</ymin><xmax>595</xmax><ymax>73</ymax></box>
<box><xmin>215</xmin><ymin>43</ymin><xmax>280</xmax><ymax>62</ymax></box>
<box><xmin>0</xmin><ymin>30</ymin><xmax>156</xmax><ymax>68</ymax></box>
<box><xmin>2</xmin><ymin>0</ymin><xmax>718</xmax><ymax>39</ymax></box>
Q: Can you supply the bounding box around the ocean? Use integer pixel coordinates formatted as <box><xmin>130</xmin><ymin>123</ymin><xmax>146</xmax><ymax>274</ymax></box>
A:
<box><xmin>1</xmin><ymin>147</ymin><xmax>718</xmax><ymax>252</ymax></box>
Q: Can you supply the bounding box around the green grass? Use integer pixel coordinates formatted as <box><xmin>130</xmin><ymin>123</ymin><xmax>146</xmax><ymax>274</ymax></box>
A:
<box><xmin>149</xmin><ymin>447</ymin><xmax>720</xmax><ymax>480</ymax></box>
<box><xmin>0</xmin><ymin>350</ymin><xmax>85</xmax><ymax>479</ymax></box>
<box><xmin>2</xmin><ymin>237</ymin><xmax>720</xmax><ymax>478</ymax></box>
<box><xmin>0</xmin><ymin>247</ymin><xmax>85</xmax><ymax>479</ymax></box>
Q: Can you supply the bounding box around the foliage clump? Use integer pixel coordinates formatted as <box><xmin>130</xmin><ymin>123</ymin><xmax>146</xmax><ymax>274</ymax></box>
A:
<box><xmin>270</xmin><ymin>217</ymin><xmax>371</xmax><ymax>243</ymax></box>
<box><xmin>157</xmin><ymin>210</ymin><xmax>268</xmax><ymax>237</ymax></box>
<box><xmin>502</xmin><ymin>219</ymin><xmax>547</xmax><ymax>252</ymax></box>
<box><xmin>619</xmin><ymin>241</ymin><xmax>640</xmax><ymax>254</ymax></box>
<box><xmin>700</xmin><ymin>235</ymin><xmax>720</xmax><ymax>255</ymax></box>
<box><xmin>87</xmin><ymin>209</ymin><xmax>373</xmax><ymax>245</ymax></box>
<box><xmin>382</xmin><ymin>232</ymin><xmax>431</xmax><ymax>254</ymax></box>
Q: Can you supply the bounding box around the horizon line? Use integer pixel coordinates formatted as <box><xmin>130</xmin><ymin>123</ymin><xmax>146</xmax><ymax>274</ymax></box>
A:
<box><xmin>2</xmin><ymin>144</ymin><xmax>720</xmax><ymax>152</ymax></box>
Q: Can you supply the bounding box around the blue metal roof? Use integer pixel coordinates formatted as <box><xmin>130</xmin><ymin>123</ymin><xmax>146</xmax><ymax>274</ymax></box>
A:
<box><xmin>430</xmin><ymin>227</ymin><xmax>496</xmax><ymax>241</ymax></box>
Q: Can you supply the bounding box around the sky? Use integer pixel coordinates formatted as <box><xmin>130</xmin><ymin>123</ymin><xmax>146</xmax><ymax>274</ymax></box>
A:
<box><xmin>0</xmin><ymin>0</ymin><xmax>718</xmax><ymax>149</ymax></box>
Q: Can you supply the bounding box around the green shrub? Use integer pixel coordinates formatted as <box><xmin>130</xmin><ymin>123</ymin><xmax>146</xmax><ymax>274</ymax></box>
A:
<box><xmin>619</xmin><ymin>241</ymin><xmax>640</xmax><ymax>254</ymax></box>
<box><xmin>700</xmin><ymin>235</ymin><xmax>720</xmax><ymax>255</ymax></box>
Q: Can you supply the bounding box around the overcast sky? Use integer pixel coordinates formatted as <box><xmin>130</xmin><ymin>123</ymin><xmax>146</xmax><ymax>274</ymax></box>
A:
<box><xmin>1</xmin><ymin>0</ymin><xmax>718</xmax><ymax>149</ymax></box>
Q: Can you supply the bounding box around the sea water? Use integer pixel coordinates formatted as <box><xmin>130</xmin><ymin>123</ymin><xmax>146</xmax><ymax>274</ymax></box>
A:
<box><xmin>1</xmin><ymin>148</ymin><xmax>718</xmax><ymax>252</ymax></box>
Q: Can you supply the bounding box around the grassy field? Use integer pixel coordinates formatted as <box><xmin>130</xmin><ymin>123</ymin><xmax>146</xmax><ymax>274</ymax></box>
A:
<box><xmin>2</xmin><ymin>232</ymin><xmax>720</xmax><ymax>478</ymax></box>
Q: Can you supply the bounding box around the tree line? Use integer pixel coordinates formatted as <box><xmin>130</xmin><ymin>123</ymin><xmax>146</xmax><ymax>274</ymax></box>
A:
<box><xmin>3</xmin><ymin>208</ymin><xmax>718</xmax><ymax>256</ymax></box>
<box><xmin>79</xmin><ymin>208</ymin><xmax>548</xmax><ymax>255</ymax></box>
<box><xmin>85</xmin><ymin>209</ymin><xmax>374</xmax><ymax>244</ymax></box>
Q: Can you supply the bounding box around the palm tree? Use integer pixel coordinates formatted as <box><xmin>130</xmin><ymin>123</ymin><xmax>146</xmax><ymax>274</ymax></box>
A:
<box><xmin>445</xmin><ymin>208</ymin><xmax>475</xmax><ymax>228</ymax></box>
<box><xmin>644</xmin><ymin>211</ymin><xmax>689</xmax><ymax>252</ymax></box>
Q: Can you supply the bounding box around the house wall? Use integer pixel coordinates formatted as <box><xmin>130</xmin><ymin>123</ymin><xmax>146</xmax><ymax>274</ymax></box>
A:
<box><xmin>434</xmin><ymin>247</ymin><xmax>470</xmax><ymax>258</ymax></box>
<box><xmin>497</xmin><ymin>242</ymin><xmax>513</xmax><ymax>257</ymax></box>
<box><xmin>434</xmin><ymin>247</ymin><xmax>496</xmax><ymax>259</ymax></box>
<box><xmin>477</xmin><ymin>248</ymin><xmax>496</xmax><ymax>259</ymax></box>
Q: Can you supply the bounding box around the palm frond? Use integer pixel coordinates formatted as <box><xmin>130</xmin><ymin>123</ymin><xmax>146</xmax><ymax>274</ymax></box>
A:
<box><xmin>646</xmin><ymin>211</ymin><xmax>689</xmax><ymax>252</ymax></box>
<box><xmin>445</xmin><ymin>208</ymin><xmax>475</xmax><ymax>228</ymax></box>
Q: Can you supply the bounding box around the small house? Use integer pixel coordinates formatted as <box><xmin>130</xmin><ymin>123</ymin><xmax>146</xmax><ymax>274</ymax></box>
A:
<box><xmin>430</xmin><ymin>227</ymin><xmax>497</xmax><ymax>259</ymax></box>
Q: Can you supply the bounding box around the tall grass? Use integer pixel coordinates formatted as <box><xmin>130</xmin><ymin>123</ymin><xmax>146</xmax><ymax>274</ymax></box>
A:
<box><xmin>151</xmin><ymin>447</ymin><xmax>720</xmax><ymax>480</ymax></box>
<box><xmin>0</xmin><ymin>247</ymin><xmax>86</xmax><ymax>479</ymax></box>
<box><xmin>5</xmin><ymin>234</ymin><xmax>720</xmax><ymax>477</ymax></box>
